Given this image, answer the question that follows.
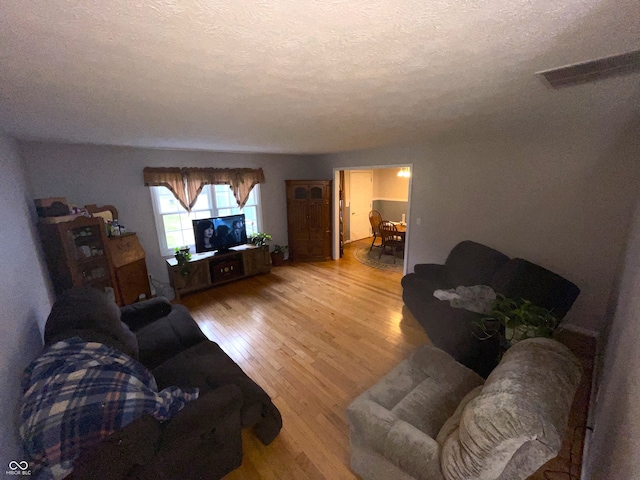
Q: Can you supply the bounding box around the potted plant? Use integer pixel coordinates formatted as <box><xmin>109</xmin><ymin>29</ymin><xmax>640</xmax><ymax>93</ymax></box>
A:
<box><xmin>270</xmin><ymin>245</ymin><xmax>288</xmax><ymax>266</ymax></box>
<box><xmin>174</xmin><ymin>246</ymin><xmax>192</xmax><ymax>277</ymax></box>
<box><xmin>475</xmin><ymin>294</ymin><xmax>560</xmax><ymax>351</ymax></box>
<box><xmin>248</xmin><ymin>232</ymin><xmax>272</xmax><ymax>247</ymax></box>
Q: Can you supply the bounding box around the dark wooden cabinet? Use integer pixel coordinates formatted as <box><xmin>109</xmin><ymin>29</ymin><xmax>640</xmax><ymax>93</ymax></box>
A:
<box><xmin>38</xmin><ymin>216</ymin><xmax>119</xmax><ymax>302</ymax></box>
<box><xmin>286</xmin><ymin>180</ymin><xmax>332</xmax><ymax>261</ymax></box>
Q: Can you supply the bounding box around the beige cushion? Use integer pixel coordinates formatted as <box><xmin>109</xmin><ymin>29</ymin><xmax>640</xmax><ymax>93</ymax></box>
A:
<box><xmin>347</xmin><ymin>344</ymin><xmax>483</xmax><ymax>480</ymax></box>
<box><xmin>439</xmin><ymin>338</ymin><xmax>582</xmax><ymax>480</ymax></box>
<box><xmin>435</xmin><ymin>385</ymin><xmax>483</xmax><ymax>446</ymax></box>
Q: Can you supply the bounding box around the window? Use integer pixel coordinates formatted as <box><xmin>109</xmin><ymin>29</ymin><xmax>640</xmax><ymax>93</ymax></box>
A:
<box><xmin>150</xmin><ymin>184</ymin><xmax>262</xmax><ymax>256</ymax></box>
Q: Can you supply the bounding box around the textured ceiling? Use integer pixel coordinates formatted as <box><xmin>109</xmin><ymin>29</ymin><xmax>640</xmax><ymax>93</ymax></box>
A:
<box><xmin>0</xmin><ymin>0</ymin><xmax>639</xmax><ymax>154</ymax></box>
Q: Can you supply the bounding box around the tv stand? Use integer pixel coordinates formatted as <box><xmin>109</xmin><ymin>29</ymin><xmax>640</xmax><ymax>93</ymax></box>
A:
<box><xmin>166</xmin><ymin>244</ymin><xmax>270</xmax><ymax>301</ymax></box>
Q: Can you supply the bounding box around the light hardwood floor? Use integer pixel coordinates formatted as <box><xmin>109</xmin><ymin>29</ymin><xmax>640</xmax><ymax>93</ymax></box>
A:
<box><xmin>178</xmin><ymin>239</ymin><xmax>430</xmax><ymax>480</ymax></box>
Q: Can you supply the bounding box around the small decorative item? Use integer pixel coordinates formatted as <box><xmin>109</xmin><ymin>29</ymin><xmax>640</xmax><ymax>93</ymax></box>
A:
<box><xmin>174</xmin><ymin>246</ymin><xmax>192</xmax><ymax>277</ymax></box>
<box><xmin>248</xmin><ymin>232</ymin><xmax>272</xmax><ymax>247</ymax></box>
<box><xmin>475</xmin><ymin>294</ymin><xmax>560</xmax><ymax>351</ymax></box>
<box><xmin>270</xmin><ymin>245</ymin><xmax>288</xmax><ymax>266</ymax></box>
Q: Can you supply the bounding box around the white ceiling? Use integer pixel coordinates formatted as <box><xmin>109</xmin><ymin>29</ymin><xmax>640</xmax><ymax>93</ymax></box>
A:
<box><xmin>1</xmin><ymin>0</ymin><xmax>639</xmax><ymax>154</ymax></box>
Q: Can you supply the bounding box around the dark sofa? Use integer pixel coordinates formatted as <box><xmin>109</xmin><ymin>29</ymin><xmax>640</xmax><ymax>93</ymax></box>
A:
<box><xmin>401</xmin><ymin>240</ymin><xmax>580</xmax><ymax>377</ymax></box>
<box><xmin>23</xmin><ymin>287</ymin><xmax>282</xmax><ymax>479</ymax></box>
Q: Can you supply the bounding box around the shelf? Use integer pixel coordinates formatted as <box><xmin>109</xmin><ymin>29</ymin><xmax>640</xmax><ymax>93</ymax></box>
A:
<box><xmin>75</xmin><ymin>255</ymin><xmax>108</xmax><ymax>265</ymax></box>
<box><xmin>38</xmin><ymin>215</ymin><xmax>118</xmax><ymax>302</ymax></box>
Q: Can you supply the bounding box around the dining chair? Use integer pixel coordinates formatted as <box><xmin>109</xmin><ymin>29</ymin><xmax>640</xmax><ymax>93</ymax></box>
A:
<box><xmin>368</xmin><ymin>210</ymin><xmax>383</xmax><ymax>251</ymax></box>
<box><xmin>378</xmin><ymin>220</ymin><xmax>405</xmax><ymax>263</ymax></box>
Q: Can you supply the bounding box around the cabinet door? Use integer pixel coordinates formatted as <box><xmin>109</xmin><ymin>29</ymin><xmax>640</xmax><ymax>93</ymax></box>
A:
<box><xmin>39</xmin><ymin>217</ymin><xmax>118</xmax><ymax>298</ymax></box>
<box><xmin>116</xmin><ymin>259</ymin><xmax>151</xmax><ymax>305</ymax></box>
<box><xmin>243</xmin><ymin>246</ymin><xmax>270</xmax><ymax>276</ymax></box>
<box><xmin>286</xmin><ymin>183</ymin><xmax>310</xmax><ymax>260</ymax></box>
<box><xmin>286</xmin><ymin>180</ymin><xmax>332</xmax><ymax>261</ymax></box>
<box><xmin>170</xmin><ymin>260</ymin><xmax>211</xmax><ymax>293</ymax></box>
<box><xmin>307</xmin><ymin>183</ymin><xmax>332</xmax><ymax>260</ymax></box>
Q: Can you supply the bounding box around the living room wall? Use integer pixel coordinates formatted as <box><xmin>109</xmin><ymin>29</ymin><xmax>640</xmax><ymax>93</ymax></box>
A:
<box><xmin>321</xmin><ymin>121</ymin><xmax>640</xmax><ymax>333</ymax></box>
<box><xmin>19</xmin><ymin>142</ymin><xmax>324</xmax><ymax>286</ymax></box>
<box><xmin>0</xmin><ymin>134</ymin><xmax>51</xmax><ymax>469</ymax></box>
<box><xmin>584</xmin><ymin>197</ymin><xmax>640</xmax><ymax>479</ymax></box>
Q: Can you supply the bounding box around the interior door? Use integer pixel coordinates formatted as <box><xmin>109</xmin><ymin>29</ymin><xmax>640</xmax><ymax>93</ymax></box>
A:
<box><xmin>350</xmin><ymin>171</ymin><xmax>373</xmax><ymax>241</ymax></box>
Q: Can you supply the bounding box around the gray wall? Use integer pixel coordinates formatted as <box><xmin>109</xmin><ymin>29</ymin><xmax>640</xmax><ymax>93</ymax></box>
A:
<box><xmin>584</xmin><ymin>197</ymin><xmax>640</xmax><ymax>479</ymax></box>
<box><xmin>372</xmin><ymin>199</ymin><xmax>408</xmax><ymax>223</ymax></box>
<box><xmin>0</xmin><ymin>134</ymin><xmax>51</xmax><ymax>469</ymax></box>
<box><xmin>322</xmin><ymin>121</ymin><xmax>640</xmax><ymax>334</ymax></box>
<box><xmin>19</xmin><ymin>142</ymin><xmax>325</xmax><ymax>285</ymax></box>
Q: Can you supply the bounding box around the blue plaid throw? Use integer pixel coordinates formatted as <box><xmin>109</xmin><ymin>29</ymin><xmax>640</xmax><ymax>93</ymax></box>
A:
<box><xmin>20</xmin><ymin>338</ymin><xmax>199</xmax><ymax>479</ymax></box>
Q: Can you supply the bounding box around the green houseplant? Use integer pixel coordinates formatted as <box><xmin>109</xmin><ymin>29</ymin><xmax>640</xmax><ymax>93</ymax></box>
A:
<box><xmin>270</xmin><ymin>245</ymin><xmax>288</xmax><ymax>266</ymax></box>
<box><xmin>174</xmin><ymin>246</ymin><xmax>192</xmax><ymax>277</ymax></box>
<box><xmin>248</xmin><ymin>232</ymin><xmax>272</xmax><ymax>247</ymax></box>
<box><xmin>475</xmin><ymin>294</ymin><xmax>560</xmax><ymax>350</ymax></box>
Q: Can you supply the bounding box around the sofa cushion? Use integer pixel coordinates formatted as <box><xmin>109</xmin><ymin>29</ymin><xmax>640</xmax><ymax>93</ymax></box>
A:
<box><xmin>135</xmin><ymin>304</ymin><xmax>208</xmax><ymax>369</ymax></box>
<box><xmin>439</xmin><ymin>338</ymin><xmax>582</xmax><ymax>480</ymax></box>
<box><xmin>391</xmin><ymin>377</ymin><xmax>472</xmax><ymax>439</ymax></box>
<box><xmin>120</xmin><ymin>297</ymin><xmax>173</xmax><ymax>331</ymax></box>
<box><xmin>399</xmin><ymin>288</ymin><xmax>501</xmax><ymax>378</ymax></box>
<box><xmin>152</xmin><ymin>340</ymin><xmax>283</xmax><ymax>445</ymax></box>
<box><xmin>491</xmin><ymin>258</ymin><xmax>580</xmax><ymax>318</ymax></box>
<box><xmin>435</xmin><ymin>385</ymin><xmax>483</xmax><ymax>446</ymax></box>
<box><xmin>44</xmin><ymin>286</ymin><xmax>139</xmax><ymax>359</ymax></box>
<box><xmin>444</xmin><ymin>241</ymin><xmax>510</xmax><ymax>287</ymax></box>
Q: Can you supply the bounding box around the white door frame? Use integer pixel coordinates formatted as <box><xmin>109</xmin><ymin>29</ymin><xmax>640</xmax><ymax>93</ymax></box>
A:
<box><xmin>332</xmin><ymin>164</ymin><xmax>413</xmax><ymax>275</ymax></box>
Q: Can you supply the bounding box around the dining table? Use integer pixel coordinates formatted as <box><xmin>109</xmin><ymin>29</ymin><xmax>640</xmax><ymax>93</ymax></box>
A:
<box><xmin>392</xmin><ymin>222</ymin><xmax>407</xmax><ymax>240</ymax></box>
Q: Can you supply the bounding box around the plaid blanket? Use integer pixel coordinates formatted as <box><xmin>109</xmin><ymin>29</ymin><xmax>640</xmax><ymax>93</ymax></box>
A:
<box><xmin>20</xmin><ymin>338</ymin><xmax>199</xmax><ymax>480</ymax></box>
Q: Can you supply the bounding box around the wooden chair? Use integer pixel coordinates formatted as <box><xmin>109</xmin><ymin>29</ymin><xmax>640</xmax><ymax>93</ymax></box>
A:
<box><xmin>368</xmin><ymin>210</ymin><xmax>383</xmax><ymax>251</ymax></box>
<box><xmin>378</xmin><ymin>221</ymin><xmax>405</xmax><ymax>263</ymax></box>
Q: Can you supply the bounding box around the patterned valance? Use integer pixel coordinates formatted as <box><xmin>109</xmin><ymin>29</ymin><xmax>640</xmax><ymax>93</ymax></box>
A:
<box><xmin>142</xmin><ymin>167</ymin><xmax>189</xmax><ymax>211</ymax></box>
<box><xmin>143</xmin><ymin>167</ymin><xmax>265</xmax><ymax>212</ymax></box>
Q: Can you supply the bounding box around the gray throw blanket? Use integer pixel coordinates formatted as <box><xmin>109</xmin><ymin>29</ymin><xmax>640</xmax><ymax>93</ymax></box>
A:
<box><xmin>433</xmin><ymin>285</ymin><xmax>496</xmax><ymax>314</ymax></box>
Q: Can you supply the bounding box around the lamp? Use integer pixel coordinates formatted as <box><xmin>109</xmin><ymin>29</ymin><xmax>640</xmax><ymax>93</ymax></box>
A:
<box><xmin>397</xmin><ymin>167</ymin><xmax>411</xmax><ymax>178</ymax></box>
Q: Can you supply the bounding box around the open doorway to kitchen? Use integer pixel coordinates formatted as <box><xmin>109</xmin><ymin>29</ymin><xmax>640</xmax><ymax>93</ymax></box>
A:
<box><xmin>333</xmin><ymin>165</ymin><xmax>412</xmax><ymax>274</ymax></box>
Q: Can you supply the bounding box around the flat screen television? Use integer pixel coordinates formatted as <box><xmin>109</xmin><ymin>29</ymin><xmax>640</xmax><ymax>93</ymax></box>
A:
<box><xmin>193</xmin><ymin>213</ymin><xmax>248</xmax><ymax>253</ymax></box>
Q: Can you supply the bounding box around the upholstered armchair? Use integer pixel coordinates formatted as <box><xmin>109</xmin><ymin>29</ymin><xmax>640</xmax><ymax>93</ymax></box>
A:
<box><xmin>346</xmin><ymin>338</ymin><xmax>582</xmax><ymax>480</ymax></box>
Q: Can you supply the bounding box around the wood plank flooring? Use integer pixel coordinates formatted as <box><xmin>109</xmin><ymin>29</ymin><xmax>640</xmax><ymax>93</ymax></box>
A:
<box><xmin>178</xmin><ymin>239</ymin><xmax>429</xmax><ymax>479</ymax></box>
<box><xmin>177</xmin><ymin>239</ymin><xmax>594</xmax><ymax>480</ymax></box>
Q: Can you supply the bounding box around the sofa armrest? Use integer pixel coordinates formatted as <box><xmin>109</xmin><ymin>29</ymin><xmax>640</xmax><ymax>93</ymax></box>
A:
<box><xmin>157</xmin><ymin>385</ymin><xmax>244</xmax><ymax>479</ymax></box>
<box><xmin>386</xmin><ymin>419</ymin><xmax>444</xmax><ymax>480</ymax></box>
<box><xmin>160</xmin><ymin>384</ymin><xmax>243</xmax><ymax>451</ymax></box>
<box><xmin>71</xmin><ymin>386</ymin><xmax>244</xmax><ymax>480</ymax></box>
<box><xmin>413</xmin><ymin>263</ymin><xmax>448</xmax><ymax>281</ymax></box>
<box><xmin>68</xmin><ymin>415</ymin><xmax>162</xmax><ymax>480</ymax></box>
<box><xmin>347</xmin><ymin>398</ymin><xmax>444</xmax><ymax>480</ymax></box>
<box><xmin>120</xmin><ymin>297</ymin><xmax>173</xmax><ymax>331</ymax></box>
<box><xmin>347</xmin><ymin>397</ymin><xmax>400</xmax><ymax>455</ymax></box>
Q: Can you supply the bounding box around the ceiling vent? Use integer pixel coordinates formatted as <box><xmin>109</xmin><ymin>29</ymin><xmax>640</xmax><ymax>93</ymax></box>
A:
<box><xmin>537</xmin><ymin>49</ymin><xmax>640</xmax><ymax>88</ymax></box>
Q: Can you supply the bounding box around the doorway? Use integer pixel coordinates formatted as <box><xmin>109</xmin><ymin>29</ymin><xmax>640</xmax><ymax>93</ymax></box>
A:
<box><xmin>333</xmin><ymin>165</ymin><xmax>413</xmax><ymax>273</ymax></box>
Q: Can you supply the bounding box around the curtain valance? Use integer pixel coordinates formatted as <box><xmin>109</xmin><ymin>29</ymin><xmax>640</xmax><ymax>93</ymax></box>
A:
<box><xmin>142</xmin><ymin>167</ymin><xmax>190</xmax><ymax>211</ymax></box>
<box><xmin>143</xmin><ymin>167</ymin><xmax>265</xmax><ymax>212</ymax></box>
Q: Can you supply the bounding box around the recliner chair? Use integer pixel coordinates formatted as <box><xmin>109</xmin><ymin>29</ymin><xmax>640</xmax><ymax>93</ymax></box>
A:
<box><xmin>346</xmin><ymin>338</ymin><xmax>583</xmax><ymax>480</ymax></box>
<box><xmin>22</xmin><ymin>287</ymin><xmax>282</xmax><ymax>479</ymax></box>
